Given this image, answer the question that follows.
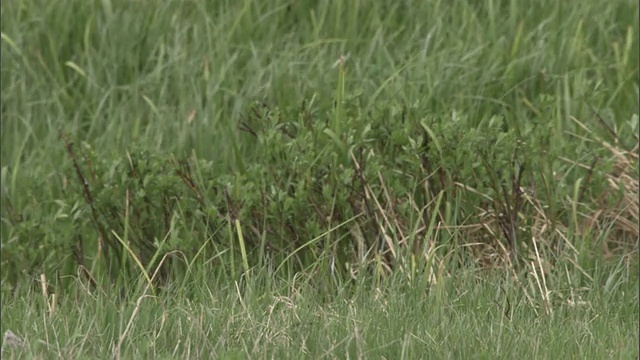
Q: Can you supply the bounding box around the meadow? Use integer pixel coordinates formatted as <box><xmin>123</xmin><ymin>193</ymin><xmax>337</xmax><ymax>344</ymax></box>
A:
<box><xmin>1</xmin><ymin>0</ymin><xmax>638</xmax><ymax>358</ymax></box>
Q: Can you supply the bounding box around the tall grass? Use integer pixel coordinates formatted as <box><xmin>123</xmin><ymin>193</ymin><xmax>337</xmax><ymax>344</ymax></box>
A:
<box><xmin>1</xmin><ymin>0</ymin><xmax>638</xmax><ymax>358</ymax></box>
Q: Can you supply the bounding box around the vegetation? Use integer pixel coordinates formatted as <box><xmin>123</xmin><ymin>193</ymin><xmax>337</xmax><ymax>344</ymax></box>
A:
<box><xmin>1</xmin><ymin>0</ymin><xmax>638</xmax><ymax>358</ymax></box>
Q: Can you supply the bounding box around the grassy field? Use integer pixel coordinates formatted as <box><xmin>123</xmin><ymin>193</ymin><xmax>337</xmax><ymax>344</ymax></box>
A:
<box><xmin>1</xmin><ymin>0</ymin><xmax>638</xmax><ymax>358</ymax></box>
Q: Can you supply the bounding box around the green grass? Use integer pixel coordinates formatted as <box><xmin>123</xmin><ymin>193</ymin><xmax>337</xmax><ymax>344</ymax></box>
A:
<box><xmin>1</xmin><ymin>0</ymin><xmax>638</xmax><ymax>358</ymax></box>
<box><xmin>2</xmin><ymin>264</ymin><xmax>638</xmax><ymax>359</ymax></box>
